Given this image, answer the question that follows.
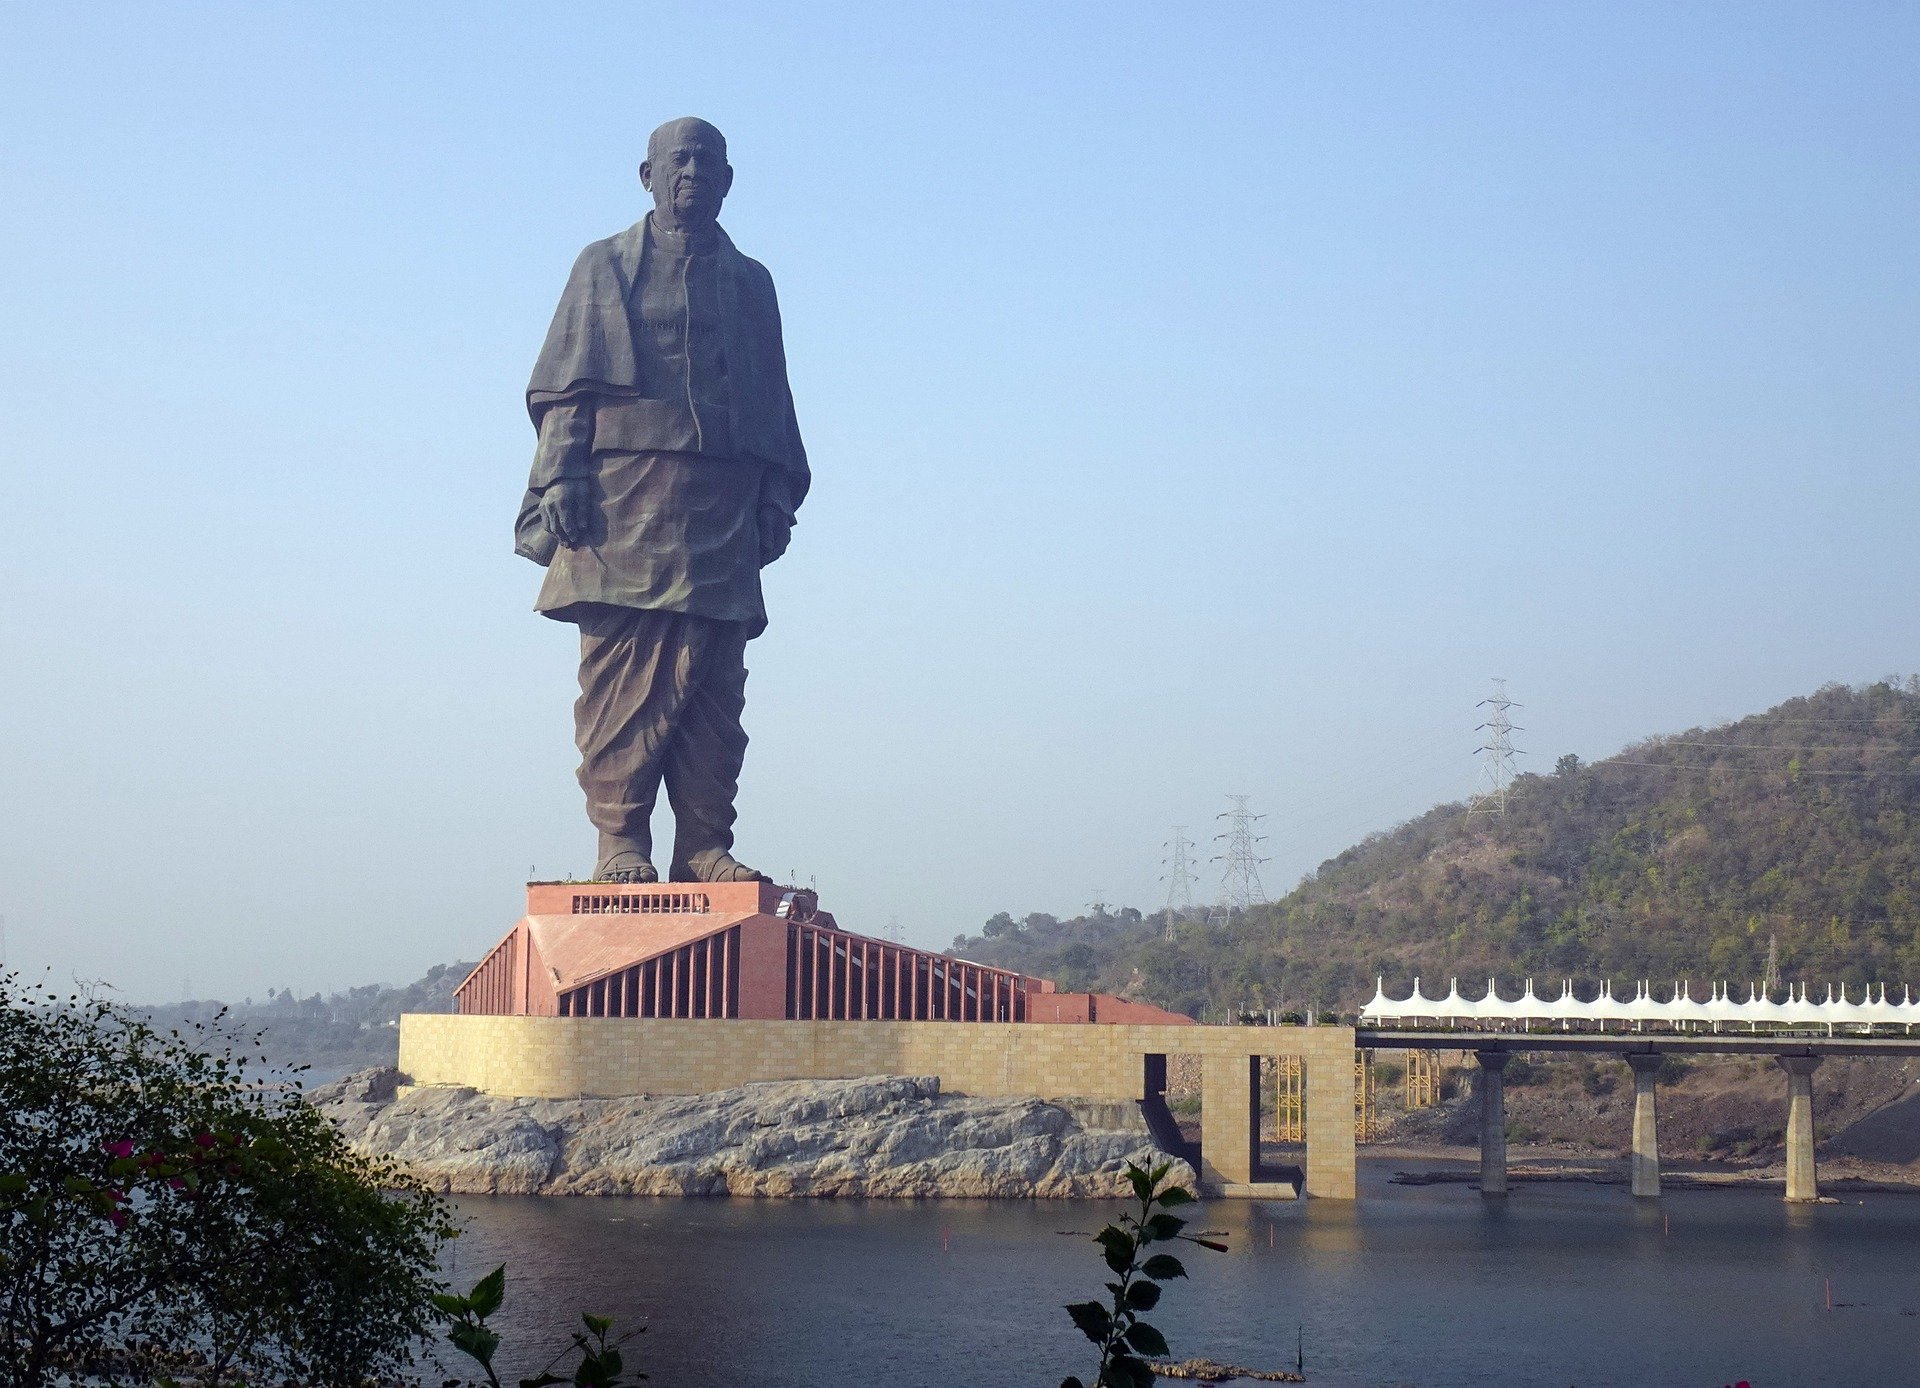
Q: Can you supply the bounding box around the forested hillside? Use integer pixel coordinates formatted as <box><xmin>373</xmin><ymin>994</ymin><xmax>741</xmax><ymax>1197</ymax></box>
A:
<box><xmin>135</xmin><ymin>961</ymin><xmax>473</xmax><ymax>1079</ymax></box>
<box><xmin>950</xmin><ymin>680</ymin><xmax>1920</xmax><ymax>1021</ymax></box>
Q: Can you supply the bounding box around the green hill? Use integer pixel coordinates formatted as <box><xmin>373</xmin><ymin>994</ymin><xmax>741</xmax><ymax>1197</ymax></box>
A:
<box><xmin>949</xmin><ymin>678</ymin><xmax>1920</xmax><ymax>1020</ymax></box>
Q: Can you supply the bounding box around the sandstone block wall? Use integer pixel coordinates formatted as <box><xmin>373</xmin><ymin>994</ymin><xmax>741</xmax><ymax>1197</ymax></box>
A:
<box><xmin>398</xmin><ymin>1015</ymin><xmax>1358</xmax><ymax>1198</ymax></box>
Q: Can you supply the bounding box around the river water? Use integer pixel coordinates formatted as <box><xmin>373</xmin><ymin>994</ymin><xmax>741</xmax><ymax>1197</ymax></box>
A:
<box><xmin>442</xmin><ymin>1159</ymin><xmax>1920</xmax><ymax>1387</ymax></box>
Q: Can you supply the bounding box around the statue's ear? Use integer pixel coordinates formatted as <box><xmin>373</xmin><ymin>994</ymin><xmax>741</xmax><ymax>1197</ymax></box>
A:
<box><xmin>638</xmin><ymin>161</ymin><xmax>654</xmax><ymax>192</ymax></box>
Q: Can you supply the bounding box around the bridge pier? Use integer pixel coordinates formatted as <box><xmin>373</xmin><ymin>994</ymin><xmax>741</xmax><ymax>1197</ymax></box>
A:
<box><xmin>1475</xmin><ymin>1050</ymin><xmax>1511</xmax><ymax>1195</ymax></box>
<box><xmin>1777</xmin><ymin>1055</ymin><xmax>1822</xmax><ymax>1203</ymax></box>
<box><xmin>1624</xmin><ymin>1053</ymin><xmax>1662</xmax><ymax>1198</ymax></box>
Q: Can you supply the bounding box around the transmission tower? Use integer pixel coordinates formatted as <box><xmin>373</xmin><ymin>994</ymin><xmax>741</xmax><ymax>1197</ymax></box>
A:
<box><xmin>1469</xmin><ymin>678</ymin><xmax>1525</xmax><ymax>814</ymax></box>
<box><xmin>1160</xmin><ymin>828</ymin><xmax>1198</xmax><ymax>940</ymax></box>
<box><xmin>1764</xmin><ymin>932</ymin><xmax>1780</xmax><ymax>994</ymax></box>
<box><xmin>883</xmin><ymin>915</ymin><xmax>904</xmax><ymax>944</ymax></box>
<box><xmin>1212</xmin><ymin>796</ymin><xmax>1270</xmax><ymax>912</ymax></box>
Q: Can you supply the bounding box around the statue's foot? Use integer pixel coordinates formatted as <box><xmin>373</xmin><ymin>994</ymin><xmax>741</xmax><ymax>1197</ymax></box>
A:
<box><xmin>595</xmin><ymin>832</ymin><xmax>658</xmax><ymax>883</ymax></box>
<box><xmin>595</xmin><ymin>850</ymin><xmax>659</xmax><ymax>883</ymax></box>
<box><xmin>673</xmin><ymin>849</ymin><xmax>770</xmax><ymax>883</ymax></box>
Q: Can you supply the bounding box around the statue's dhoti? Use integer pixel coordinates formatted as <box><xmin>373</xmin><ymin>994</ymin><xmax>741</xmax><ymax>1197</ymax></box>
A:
<box><xmin>572</xmin><ymin>604</ymin><xmax>750</xmax><ymax>878</ymax></box>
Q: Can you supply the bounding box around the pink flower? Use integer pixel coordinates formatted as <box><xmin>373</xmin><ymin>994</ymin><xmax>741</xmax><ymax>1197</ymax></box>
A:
<box><xmin>168</xmin><ymin>1177</ymin><xmax>185</xmax><ymax>1191</ymax></box>
<box><xmin>193</xmin><ymin>1132</ymin><xmax>217</xmax><ymax>1149</ymax></box>
<box><xmin>107</xmin><ymin>1210</ymin><xmax>128</xmax><ymax>1230</ymax></box>
<box><xmin>102</xmin><ymin>1139</ymin><xmax>135</xmax><ymax>1160</ymax></box>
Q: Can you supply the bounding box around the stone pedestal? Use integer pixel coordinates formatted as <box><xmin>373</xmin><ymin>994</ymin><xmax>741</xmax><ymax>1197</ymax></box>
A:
<box><xmin>1777</xmin><ymin>1055</ymin><xmax>1822</xmax><ymax>1203</ymax></box>
<box><xmin>1624</xmin><ymin>1053</ymin><xmax>1662</xmax><ymax>1198</ymax></box>
<box><xmin>1475</xmin><ymin>1050</ymin><xmax>1511</xmax><ymax>1196</ymax></box>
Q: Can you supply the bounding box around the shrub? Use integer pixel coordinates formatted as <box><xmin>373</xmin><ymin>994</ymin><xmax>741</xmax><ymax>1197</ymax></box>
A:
<box><xmin>1656</xmin><ymin>1055</ymin><xmax>1691</xmax><ymax>1085</ymax></box>
<box><xmin>1503</xmin><ymin>1058</ymin><xmax>1542</xmax><ymax>1087</ymax></box>
<box><xmin>0</xmin><ymin>972</ymin><xmax>452</xmax><ymax>1387</ymax></box>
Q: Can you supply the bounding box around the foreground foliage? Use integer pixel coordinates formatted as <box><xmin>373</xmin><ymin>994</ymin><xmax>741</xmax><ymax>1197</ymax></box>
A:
<box><xmin>440</xmin><ymin>1265</ymin><xmax>646</xmax><ymax>1387</ymax></box>
<box><xmin>1063</xmin><ymin>1161</ymin><xmax>1223</xmax><ymax>1388</ymax></box>
<box><xmin>0</xmin><ymin>972</ymin><xmax>453</xmax><ymax>1387</ymax></box>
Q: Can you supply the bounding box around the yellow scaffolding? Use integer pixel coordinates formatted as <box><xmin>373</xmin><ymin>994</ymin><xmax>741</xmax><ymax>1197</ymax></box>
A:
<box><xmin>1267</xmin><ymin>1053</ymin><xmax>1378</xmax><ymax>1143</ymax></box>
<box><xmin>1405</xmin><ymin>1049</ymin><xmax>1440</xmax><ymax>1109</ymax></box>
<box><xmin>1273</xmin><ymin>1055</ymin><xmax>1303</xmax><ymax>1142</ymax></box>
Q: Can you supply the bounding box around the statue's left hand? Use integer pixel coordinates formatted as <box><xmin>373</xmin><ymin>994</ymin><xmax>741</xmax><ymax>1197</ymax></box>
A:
<box><xmin>758</xmin><ymin>510</ymin><xmax>792</xmax><ymax>566</ymax></box>
<box><xmin>539</xmin><ymin>478</ymin><xmax>594</xmax><ymax>548</ymax></box>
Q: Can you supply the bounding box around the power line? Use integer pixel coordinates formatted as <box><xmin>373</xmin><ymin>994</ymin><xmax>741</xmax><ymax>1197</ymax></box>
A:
<box><xmin>1160</xmin><ymin>827</ymin><xmax>1198</xmax><ymax>940</ymax></box>
<box><xmin>1212</xmin><ymin>796</ymin><xmax>1269</xmax><ymax>912</ymax></box>
<box><xmin>1469</xmin><ymin>678</ymin><xmax>1524</xmax><ymax>815</ymax></box>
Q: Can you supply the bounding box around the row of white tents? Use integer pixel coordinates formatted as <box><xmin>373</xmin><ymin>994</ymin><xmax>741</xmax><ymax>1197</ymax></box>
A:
<box><xmin>1360</xmin><ymin>977</ymin><xmax>1920</xmax><ymax>1034</ymax></box>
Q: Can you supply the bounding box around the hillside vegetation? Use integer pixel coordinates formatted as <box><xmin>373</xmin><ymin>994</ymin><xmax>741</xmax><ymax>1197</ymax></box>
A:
<box><xmin>951</xmin><ymin>679</ymin><xmax>1920</xmax><ymax>1020</ymax></box>
<box><xmin>135</xmin><ymin>961</ymin><xmax>472</xmax><ymax>1079</ymax></box>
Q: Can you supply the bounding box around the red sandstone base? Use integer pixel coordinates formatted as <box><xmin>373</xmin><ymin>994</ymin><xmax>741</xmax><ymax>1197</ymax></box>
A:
<box><xmin>456</xmin><ymin>880</ymin><xmax>1190</xmax><ymax>1027</ymax></box>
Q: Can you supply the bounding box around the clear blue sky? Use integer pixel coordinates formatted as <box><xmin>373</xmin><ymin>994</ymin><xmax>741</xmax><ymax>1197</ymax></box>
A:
<box><xmin>2</xmin><ymin>3</ymin><xmax>1915</xmax><ymax>999</ymax></box>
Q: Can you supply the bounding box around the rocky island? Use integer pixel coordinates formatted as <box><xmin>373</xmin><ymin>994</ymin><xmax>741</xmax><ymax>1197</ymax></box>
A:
<box><xmin>315</xmin><ymin>1070</ymin><xmax>1192</xmax><ymax>1199</ymax></box>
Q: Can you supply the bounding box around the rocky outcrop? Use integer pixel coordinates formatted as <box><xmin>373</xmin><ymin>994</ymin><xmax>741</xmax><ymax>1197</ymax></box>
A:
<box><xmin>313</xmin><ymin>1070</ymin><xmax>1194</xmax><ymax>1199</ymax></box>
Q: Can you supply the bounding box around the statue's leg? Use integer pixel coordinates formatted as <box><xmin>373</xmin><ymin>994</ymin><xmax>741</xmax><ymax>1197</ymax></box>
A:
<box><xmin>574</xmin><ymin>605</ymin><xmax>682</xmax><ymax>882</ymax></box>
<box><xmin>664</xmin><ymin>619</ymin><xmax>766</xmax><ymax>883</ymax></box>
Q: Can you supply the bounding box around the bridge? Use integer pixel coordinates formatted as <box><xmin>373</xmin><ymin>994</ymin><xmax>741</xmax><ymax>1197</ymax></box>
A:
<box><xmin>1359</xmin><ymin>977</ymin><xmax>1920</xmax><ymax>1202</ymax></box>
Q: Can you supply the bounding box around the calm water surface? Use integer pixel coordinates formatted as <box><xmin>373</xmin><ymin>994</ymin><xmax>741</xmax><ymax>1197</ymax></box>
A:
<box><xmin>443</xmin><ymin>1160</ymin><xmax>1920</xmax><ymax>1388</ymax></box>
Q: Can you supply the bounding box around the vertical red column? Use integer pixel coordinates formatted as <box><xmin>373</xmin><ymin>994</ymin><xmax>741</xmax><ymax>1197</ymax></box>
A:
<box><xmin>786</xmin><ymin>926</ymin><xmax>799</xmax><ymax>1019</ymax></box>
<box><xmin>814</xmin><ymin>930</ymin><xmax>828</xmax><ymax>1019</ymax></box>
<box><xmin>830</xmin><ymin>938</ymin><xmax>842</xmax><ymax>1019</ymax></box>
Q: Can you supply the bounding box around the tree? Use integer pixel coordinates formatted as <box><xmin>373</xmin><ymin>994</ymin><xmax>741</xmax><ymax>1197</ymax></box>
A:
<box><xmin>0</xmin><ymin>973</ymin><xmax>453</xmax><ymax>1387</ymax></box>
<box><xmin>982</xmin><ymin>912</ymin><xmax>1018</xmax><ymax>939</ymax></box>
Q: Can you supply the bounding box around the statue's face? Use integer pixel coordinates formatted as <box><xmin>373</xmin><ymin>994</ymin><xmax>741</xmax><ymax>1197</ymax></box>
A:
<box><xmin>641</xmin><ymin>122</ymin><xmax>732</xmax><ymax>228</ymax></box>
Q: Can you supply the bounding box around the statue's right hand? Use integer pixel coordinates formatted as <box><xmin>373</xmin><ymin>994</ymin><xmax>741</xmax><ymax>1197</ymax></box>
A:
<box><xmin>539</xmin><ymin>478</ymin><xmax>593</xmax><ymax>548</ymax></box>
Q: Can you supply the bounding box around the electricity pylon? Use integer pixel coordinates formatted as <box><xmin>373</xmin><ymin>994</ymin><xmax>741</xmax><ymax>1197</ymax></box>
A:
<box><xmin>1469</xmin><ymin>678</ymin><xmax>1524</xmax><ymax>814</ymax></box>
<box><xmin>1160</xmin><ymin>828</ymin><xmax>1198</xmax><ymax>940</ymax></box>
<box><xmin>1212</xmin><ymin>796</ymin><xmax>1269</xmax><ymax>912</ymax></box>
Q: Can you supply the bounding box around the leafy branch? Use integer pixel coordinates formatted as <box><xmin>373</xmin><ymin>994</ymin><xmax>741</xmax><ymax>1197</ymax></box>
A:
<box><xmin>438</xmin><ymin>1264</ymin><xmax>647</xmax><ymax>1388</ymax></box>
<box><xmin>1063</xmin><ymin>1160</ymin><xmax>1225</xmax><ymax>1388</ymax></box>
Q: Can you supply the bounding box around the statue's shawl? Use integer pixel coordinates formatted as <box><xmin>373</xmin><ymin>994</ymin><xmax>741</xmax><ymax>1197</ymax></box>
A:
<box><xmin>525</xmin><ymin>218</ymin><xmax>804</xmax><ymax>472</ymax></box>
<box><xmin>518</xmin><ymin>217</ymin><xmax>808</xmax><ymax>568</ymax></box>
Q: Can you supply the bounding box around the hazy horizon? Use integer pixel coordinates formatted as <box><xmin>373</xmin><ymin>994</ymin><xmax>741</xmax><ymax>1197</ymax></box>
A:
<box><xmin>4</xmin><ymin>3</ymin><xmax>1916</xmax><ymax>998</ymax></box>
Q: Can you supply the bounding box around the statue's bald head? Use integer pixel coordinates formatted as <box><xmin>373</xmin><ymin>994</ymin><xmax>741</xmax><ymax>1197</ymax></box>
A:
<box><xmin>640</xmin><ymin>117</ymin><xmax>733</xmax><ymax>233</ymax></box>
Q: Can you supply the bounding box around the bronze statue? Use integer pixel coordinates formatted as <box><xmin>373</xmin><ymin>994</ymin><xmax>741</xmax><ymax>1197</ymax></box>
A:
<box><xmin>516</xmin><ymin>118</ymin><xmax>808</xmax><ymax>884</ymax></box>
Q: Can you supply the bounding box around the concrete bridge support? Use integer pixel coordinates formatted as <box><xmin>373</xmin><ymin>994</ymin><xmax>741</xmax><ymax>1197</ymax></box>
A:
<box><xmin>1777</xmin><ymin>1055</ymin><xmax>1822</xmax><ymax>1203</ymax></box>
<box><xmin>1624</xmin><ymin>1053</ymin><xmax>1662</xmax><ymax>1198</ymax></box>
<box><xmin>1475</xmin><ymin>1050</ymin><xmax>1511</xmax><ymax>1196</ymax></box>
